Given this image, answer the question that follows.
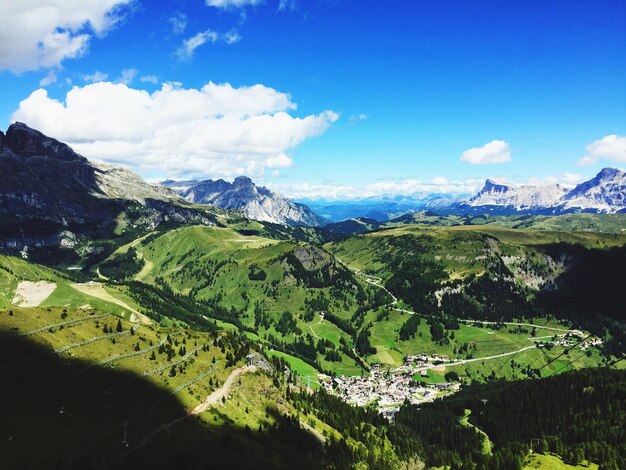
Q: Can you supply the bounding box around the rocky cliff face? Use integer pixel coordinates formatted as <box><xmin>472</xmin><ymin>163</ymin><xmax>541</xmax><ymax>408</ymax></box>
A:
<box><xmin>163</xmin><ymin>176</ymin><xmax>326</xmax><ymax>226</ymax></box>
<box><xmin>0</xmin><ymin>123</ymin><xmax>216</xmax><ymax>252</ymax></box>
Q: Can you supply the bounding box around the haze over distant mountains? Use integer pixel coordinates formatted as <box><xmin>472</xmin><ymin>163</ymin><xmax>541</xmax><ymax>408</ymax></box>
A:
<box><xmin>297</xmin><ymin>168</ymin><xmax>626</xmax><ymax>222</ymax></box>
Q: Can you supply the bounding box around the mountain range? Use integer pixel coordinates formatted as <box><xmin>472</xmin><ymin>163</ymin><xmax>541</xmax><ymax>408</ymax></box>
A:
<box><xmin>1</xmin><ymin>123</ymin><xmax>625</xmax><ymax>244</ymax></box>
<box><xmin>162</xmin><ymin>177</ymin><xmax>325</xmax><ymax>227</ymax></box>
<box><xmin>459</xmin><ymin>167</ymin><xmax>626</xmax><ymax>215</ymax></box>
<box><xmin>299</xmin><ymin>169</ymin><xmax>626</xmax><ymax>223</ymax></box>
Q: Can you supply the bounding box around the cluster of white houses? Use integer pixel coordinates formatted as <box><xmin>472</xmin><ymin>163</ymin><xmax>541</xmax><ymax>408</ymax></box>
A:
<box><xmin>319</xmin><ymin>356</ymin><xmax>459</xmax><ymax>418</ymax></box>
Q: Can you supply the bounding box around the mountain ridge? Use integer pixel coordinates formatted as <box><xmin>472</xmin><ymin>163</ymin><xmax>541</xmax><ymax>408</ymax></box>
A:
<box><xmin>463</xmin><ymin>168</ymin><xmax>626</xmax><ymax>214</ymax></box>
<box><xmin>0</xmin><ymin>122</ymin><xmax>219</xmax><ymax>252</ymax></box>
<box><xmin>162</xmin><ymin>176</ymin><xmax>326</xmax><ymax>227</ymax></box>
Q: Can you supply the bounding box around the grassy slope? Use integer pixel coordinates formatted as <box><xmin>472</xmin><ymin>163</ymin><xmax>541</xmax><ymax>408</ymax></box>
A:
<box><xmin>384</xmin><ymin>213</ymin><xmax>626</xmax><ymax>235</ymax></box>
<box><xmin>0</xmin><ymin>310</ymin><xmax>337</xmax><ymax>469</ymax></box>
<box><xmin>329</xmin><ymin>224</ymin><xmax>626</xmax><ymax>279</ymax></box>
<box><xmin>0</xmin><ymin>255</ymin><xmax>137</xmax><ymax>319</ymax></box>
<box><xmin>327</xmin><ymin>225</ymin><xmax>619</xmax><ymax>378</ymax></box>
<box><xmin>0</xmin><ymin>306</ymin><xmax>289</xmax><ymax>429</ymax></box>
<box><xmin>0</xmin><ymin>306</ymin><xmax>407</xmax><ymax>469</ymax></box>
<box><xmin>523</xmin><ymin>453</ymin><xmax>599</xmax><ymax>470</ymax></box>
<box><xmin>123</xmin><ymin>226</ymin><xmax>365</xmax><ymax>375</ymax></box>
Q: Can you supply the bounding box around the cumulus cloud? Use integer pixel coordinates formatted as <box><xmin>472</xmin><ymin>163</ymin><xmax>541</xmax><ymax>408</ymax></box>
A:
<box><xmin>39</xmin><ymin>71</ymin><xmax>57</xmax><ymax>87</ymax></box>
<box><xmin>116</xmin><ymin>68</ymin><xmax>138</xmax><ymax>85</ymax></box>
<box><xmin>169</xmin><ymin>12</ymin><xmax>187</xmax><ymax>34</ymax></box>
<box><xmin>460</xmin><ymin>140</ymin><xmax>512</xmax><ymax>164</ymax></box>
<box><xmin>176</xmin><ymin>30</ymin><xmax>219</xmax><ymax>60</ymax></box>
<box><xmin>206</xmin><ymin>0</ymin><xmax>262</xmax><ymax>8</ymax></box>
<box><xmin>0</xmin><ymin>0</ymin><xmax>131</xmax><ymax>72</ymax></box>
<box><xmin>224</xmin><ymin>31</ymin><xmax>242</xmax><ymax>44</ymax></box>
<box><xmin>270</xmin><ymin>171</ymin><xmax>585</xmax><ymax>202</ymax></box>
<box><xmin>12</xmin><ymin>81</ymin><xmax>338</xmax><ymax>179</ymax></box>
<box><xmin>140</xmin><ymin>75</ymin><xmax>158</xmax><ymax>84</ymax></box>
<box><xmin>578</xmin><ymin>134</ymin><xmax>626</xmax><ymax>165</ymax></box>
<box><xmin>83</xmin><ymin>71</ymin><xmax>109</xmax><ymax>83</ymax></box>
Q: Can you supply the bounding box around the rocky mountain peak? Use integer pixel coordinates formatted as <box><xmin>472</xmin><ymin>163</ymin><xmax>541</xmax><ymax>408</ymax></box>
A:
<box><xmin>461</xmin><ymin>167</ymin><xmax>626</xmax><ymax>214</ymax></box>
<box><xmin>0</xmin><ymin>123</ymin><xmax>217</xmax><ymax>250</ymax></box>
<box><xmin>596</xmin><ymin>167</ymin><xmax>623</xmax><ymax>180</ymax></box>
<box><xmin>480</xmin><ymin>179</ymin><xmax>510</xmax><ymax>194</ymax></box>
<box><xmin>233</xmin><ymin>175</ymin><xmax>254</xmax><ymax>187</ymax></box>
<box><xmin>162</xmin><ymin>176</ymin><xmax>326</xmax><ymax>226</ymax></box>
<box><xmin>3</xmin><ymin>122</ymin><xmax>84</xmax><ymax>162</ymax></box>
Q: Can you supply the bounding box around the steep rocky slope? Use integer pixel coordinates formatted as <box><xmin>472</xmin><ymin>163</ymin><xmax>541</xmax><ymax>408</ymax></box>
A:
<box><xmin>0</xmin><ymin>123</ymin><xmax>217</xmax><ymax>252</ymax></box>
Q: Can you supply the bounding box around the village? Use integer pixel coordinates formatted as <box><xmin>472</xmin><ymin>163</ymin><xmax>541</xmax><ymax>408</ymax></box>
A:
<box><xmin>317</xmin><ymin>330</ymin><xmax>603</xmax><ymax>419</ymax></box>
<box><xmin>319</xmin><ymin>354</ymin><xmax>460</xmax><ymax>419</ymax></box>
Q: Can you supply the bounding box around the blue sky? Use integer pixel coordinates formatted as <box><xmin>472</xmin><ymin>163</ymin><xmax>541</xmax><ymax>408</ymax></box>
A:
<box><xmin>1</xmin><ymin>0</ymin><xmax>625</xmax><ymax>200</ymax></box>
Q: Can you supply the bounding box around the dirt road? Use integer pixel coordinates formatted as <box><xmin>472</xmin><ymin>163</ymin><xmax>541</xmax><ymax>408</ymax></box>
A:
<box><xmin>128</xmin><ymin>365</ymin><xmax>257</xmax><ymax>452</ymax></box>
<box><xmin>192</xmin><ymin>365</ymin><xmax>257</xmax><ymax>414</ymax></box>
<box><xmin>71</xmin><ymin>282</ymin><xmax>151</xmax><ymax>324</ymax></box>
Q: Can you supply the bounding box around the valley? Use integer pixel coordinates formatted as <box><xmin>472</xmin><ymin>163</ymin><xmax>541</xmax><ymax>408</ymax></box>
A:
<box><xmin>1</xmin><ymin>0</ymin><xmax>625</xmax><ymax>464</ymax></box>
<box><xmin>1</xmin><ymin>124</ymin><xmax>625</xmax><ymax>469</ymax></box>
<box><xmin>2</xmin><ymin>213</ymin><xmax>624</xmax><ymax>468</ymax></box>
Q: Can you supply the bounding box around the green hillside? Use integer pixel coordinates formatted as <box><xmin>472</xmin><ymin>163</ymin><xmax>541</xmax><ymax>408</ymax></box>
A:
<box><xmin>2</xmin><ymin>214</ymin><xmax>625</xmax><ymax>469</ymax></box>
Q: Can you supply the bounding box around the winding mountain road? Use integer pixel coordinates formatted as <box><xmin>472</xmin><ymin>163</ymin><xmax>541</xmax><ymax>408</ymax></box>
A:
<box><xmin>343</xmin><ymin>261</ymin><xmax>578</xmax><ymax>370</ymax></box>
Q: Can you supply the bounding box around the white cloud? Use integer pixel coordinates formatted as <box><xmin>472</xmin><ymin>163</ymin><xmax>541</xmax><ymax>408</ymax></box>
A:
<box><xmin>169</xmin><ymin>12</ymin><xmax>187</xmax><ymax>35</ymax></box>
<box><xmin>269</xmin><ymin>171</ymin><xmax>585</xmax><ymax>202</ymax></box>
<box><xmin>578</xmin><ymin>134</ymin><xmax>626</xmax><ymax>165</ymax></box>
<box><xmin>116</xmin><ymin>68</ymin><xmax>138</xmax><ymax>85</ymax></box>
<box><xmin>0</xmin><ymin>0</ymin><xmax>131</xmax><ymax>72</ymax></box>
<box><xmin>348</xmin><ymin>113</ymin><xmax>368</xmax><ymax>124</ymax></box>
<box><xmin>12</xmin><ymin>81</ymin><xmax>338</xmax><ymax>179</ymax></box>
<box><xmin>271</xmin><ymin>178</ymin><xmax>482</xmax><ymax>201</ymax></box>
<box><xmin>526</xmin><ymin>172</ymin><xmax>584</xmax><ymax>187</ymax></box>
<box><xmin>83</xmin><ymin>71</ymin><xmax>109</xmax><ymax>83</ymax></box>
<box><xmin>140</xmin><ymin>75</ymin><xmax>158</xmax><ymax>84</ymax></box>
<box><xmin>278</xmin><ymin>0</ymin><xmax>297</xmax><ymax>11</ymax></box>
<box><xmin>176</xmin><ymin>30</ymin><xmax>219</xmax><ymax>60</ymax></box>
<box><xmin>225</xmin><ymin>31</ymin><xmax>242</xmax><ymax>44</ymax></box>
<box><xmin>206</xmin><ymin>0</ymin><xmax>262</xmax><ymax>8</ymax></box>
<box><xmin>460</xmin><ymin>140</ymin><xmax>512</xmax><ymax>164</ymax></box>
<box><xmin>39</xmin><ymin>70</ymin><xmax>57</xmax><ymax>87</ymax></box>
<box><xmin>265</xmin><ymin>153</ymin><xmax>293</xmax><ymax>169</ymax></box>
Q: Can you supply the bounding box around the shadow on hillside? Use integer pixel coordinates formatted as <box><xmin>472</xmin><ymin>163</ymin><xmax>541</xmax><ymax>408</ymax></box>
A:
<box><xmin>537</xmin><ymin>243</ymin><xmax>626</xmax><ymax>320</ymax></box>
<box><xmin>536</xmin><ymin>243</ymin><xmax>626</xmax><ymax>356</ymax></box>
<box><xmin>0</xmin><ymin>334</ymin><xmax>324</xmax><ymax>470</ymax></box>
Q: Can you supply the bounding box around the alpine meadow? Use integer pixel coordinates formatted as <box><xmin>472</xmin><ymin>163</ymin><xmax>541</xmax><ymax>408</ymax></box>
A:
<box><xmin>0</xmin><ymin>1</ymin><xmax>625</xmax><ymax>470</ymax></box>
